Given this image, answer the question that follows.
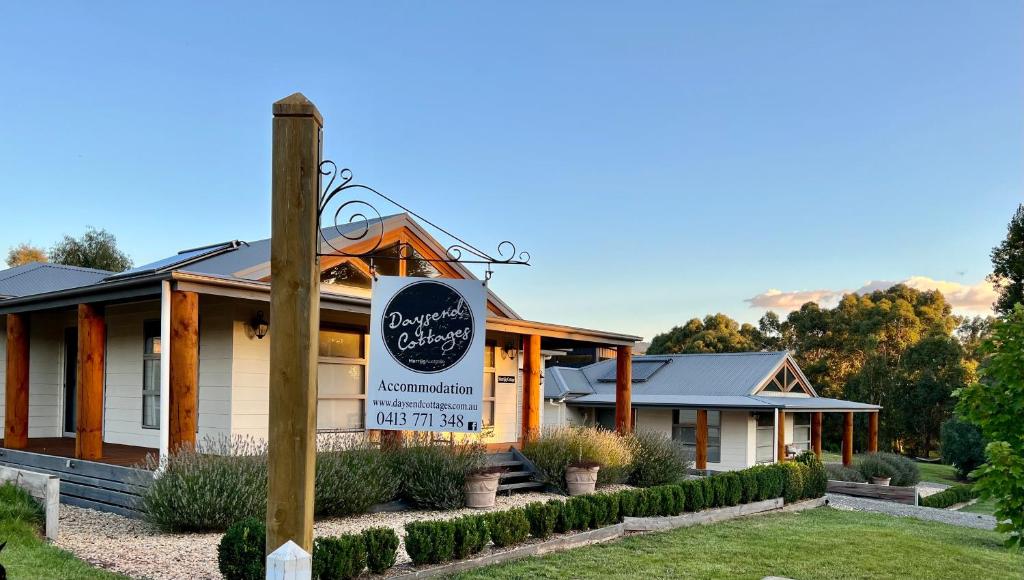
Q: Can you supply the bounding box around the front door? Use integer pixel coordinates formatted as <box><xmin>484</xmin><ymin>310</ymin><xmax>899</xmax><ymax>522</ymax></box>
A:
<box><xmin>63</xmin><ymin>327</ymin><xmax>77</xmax><ymax>436</ymax></box>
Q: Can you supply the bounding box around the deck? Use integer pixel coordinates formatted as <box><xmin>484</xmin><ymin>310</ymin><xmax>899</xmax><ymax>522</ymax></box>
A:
<box><xmin>0</xmin><ymin>437</ymin><xmax>157</xmax><ymax>468</ymax></box>
<box><xmin>0</xmin><ymin>438</ymin><xmax>156</xmax><ymax>518</ymax></box>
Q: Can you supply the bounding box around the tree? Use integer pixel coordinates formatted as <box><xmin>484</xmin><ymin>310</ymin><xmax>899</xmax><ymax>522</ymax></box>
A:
<box><xmin>49</xmin><ymin>227</ymin><xmax>132</xmax><ymax>272</ymax></box>
<box><xmin>989</xmin><ymin>203</ymin><xmax>1024</xmax><ymax>315</ymax></box>
<box><xmin>940</xmin><ymin>417</ymin><xmax>986</xmax><ymax>480</ymax></box>
<box><xmin>5</xmin><ymin>243</ymin><xmax>47</xmax><ymax>267</ymax></box>
<box><xmin>647</xmin><ymin>313</ymin><xmax>767</xmax><ymax>354</ymax></box>
<box><xmin>956</xmin><ymin>315</ymin><xmax>994</xmax><ymax>364</ymax></box>
<box><xmin>957</xmin><ymin>305</ymin><xmax>1024</xmax><ymax>549</ymax></box>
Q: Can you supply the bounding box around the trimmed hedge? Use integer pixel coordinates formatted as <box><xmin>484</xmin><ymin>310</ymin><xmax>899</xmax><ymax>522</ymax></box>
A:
<box><xmin>361</xmin><ymin>527</ymin><xmax>399</xmax><ymax>574</ymax></box>
<box><xmin>920</xmin><ymin>484</ymin><xmax>978</xmax><ymax>509</ymax></box>
<box><xmin>312</xmin><ymin>534</ymin><xmax>366</xmax><ymax>580</ymax></box>
<box><xmin>452</xmin><ymin>515</ymin><xmax>490</xmax><ymax>559</ymax></box>
<box><xmin>486</xmin><ymin>509</ymin><xmax>530</xmax><ymax>548</ymax></box>
<box><xmin>524</xmin><ymin>501</ymin><xmax>559</xmax><ymax>539</ymax></box>
<box><xmin>404</xmin><ymin>520</ymin><xmax>456</xmax><ymax>565</ymax></box>
<box><xmin>217</xmin><ymin>518</ymin><xmax>266</xmax><ymax>580</ymax></box>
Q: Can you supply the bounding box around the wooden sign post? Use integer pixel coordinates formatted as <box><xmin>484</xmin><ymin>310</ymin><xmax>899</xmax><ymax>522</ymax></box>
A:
<box><xmin>266</xmin><ymin>93</ymin><xmax>323</xmax><ymax>554</ymax></box>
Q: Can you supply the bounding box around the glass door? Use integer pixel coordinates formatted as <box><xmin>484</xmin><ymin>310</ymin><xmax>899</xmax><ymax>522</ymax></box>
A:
<box><xmin>63</xmin><ymin>327</ymin><xmax>77</xmax><ymax>436</ymax></box>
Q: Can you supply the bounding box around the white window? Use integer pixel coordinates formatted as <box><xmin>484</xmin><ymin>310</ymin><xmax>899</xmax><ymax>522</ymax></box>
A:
<box><xmin>482</xmin><ymin>342</ymin><xmax>496</xmax><ymax>427</ymax></box>
<box><xmin>673</xmin><ymin>409</ymin><xmax>721</xmax><ymax>463</ymax></box>
<box><xmin>142</xmin><ymin>320</ymin><xmax>161</xmax><ymax>429</ymax></box>
<box><xmin>755</xmin><ymin>412</ymin><xmax>775</xmax><ymax>463</ymax></box>
<box><xmin>792</xmin><ymin>413</ymin><xmax>811</xmax><ymax>451</ymax></box>
<box><xmin>317</xmin><ymin>328</ymin><xmax>367</xmax><ymax>431</ymax></box>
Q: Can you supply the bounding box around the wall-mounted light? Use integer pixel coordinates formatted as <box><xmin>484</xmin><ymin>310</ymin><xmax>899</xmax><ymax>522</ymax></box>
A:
<box><xmin>501</xmin><ymin>340</ymin><xmax>518</xmax><ymax>360</ymax></box>
<box><xmin>249</xmin><ymin>310</ymin><xmax>269</xmax><ymax>340</ymax></box>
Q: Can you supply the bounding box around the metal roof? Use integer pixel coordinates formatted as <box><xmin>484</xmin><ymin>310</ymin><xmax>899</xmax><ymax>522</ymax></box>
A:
<box><xmin>546</xmin><ymin>351</ymin><xmax>877</xmax><ymax>410</ymax></box>
<box><xmin>0</xmin><ymin>263</ymin><xmax>112</xmax><ymax>299</ymax></box>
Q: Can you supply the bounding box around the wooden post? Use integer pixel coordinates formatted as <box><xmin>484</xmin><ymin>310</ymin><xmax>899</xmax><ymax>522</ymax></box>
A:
<box><xmin>76</xmin><ymin>304</ymin><xmax>105</xmax><ymax>460</ymax></box>
<box><xmin>4</xmin><ymin>313</ymin><xmax>29</xmax><ymax>449</ymax></box>
<box><xmin>811</xmin><ymin>411</ymin><xmax>823</xmax><ymax>459</ymax></box>
<box><xmin>521</xmin><ymin>334</ymin><xmax>541</xmax><ymax>442</ymax></box>
<box><xmin>614</xmin><ymin>345</ymin><xmax>632</xmax><ymax>434</ymax></box>
<box><xmin>776</xmin><ymin>411</ymin><xmax>786</xmax><ymax>462</ymax></box>
<box><xmin>169</xmin><ymin>290</ymin><xmax>199</xmax><ymax>453</ymax></box>
<box><xmin>267</xmin><ymin>540</ymin><xmax>312</xmax><ymax>580</ymax></box>
<box><xmin>842</xmin><ymin>411</ymin><xmax>854</xmax><ymax>466</ymax></box>
<box><xmin>695</xmin><ymin>409</ymin><xmax>708</xmax><ymax>470</ymax></box>
<box><xmin>868</xmin><ymin>412</ymin><xmax>879</xmax><ymax>453</ymax></box>
<box><xmin>267</xmin><ymin>93</ymin><xmax>323</xmax><ymax>554</ymax></box>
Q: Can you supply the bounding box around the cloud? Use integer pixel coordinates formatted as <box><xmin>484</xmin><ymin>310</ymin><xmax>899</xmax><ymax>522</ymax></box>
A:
<box><xmin>746</xmin><ymin>276</ymin><xmax>997</xmax><ymax>314</ymax></box>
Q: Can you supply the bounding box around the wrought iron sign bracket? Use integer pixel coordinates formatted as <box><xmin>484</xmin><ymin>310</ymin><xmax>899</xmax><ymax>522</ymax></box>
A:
<box><xmin>316</xmin><ymin>160</ymin><xmax>531</xmax><ymax>271</ymax></box>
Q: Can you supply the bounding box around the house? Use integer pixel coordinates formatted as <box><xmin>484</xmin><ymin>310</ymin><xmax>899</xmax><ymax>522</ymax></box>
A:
<box><xmin>544</xmin><ymin>351</ymin><xmax>880</xmax><ymax>471</ymax></box>
<box><xmin>0</xmin><ymin>214</ymin><xmax>641</xmax><ymax>476</ymax></box>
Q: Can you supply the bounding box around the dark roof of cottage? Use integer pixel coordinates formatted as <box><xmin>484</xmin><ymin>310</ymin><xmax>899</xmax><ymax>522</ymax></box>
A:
<box><xmin>0</xmin><ymin>263</ymin><xmax>113</xmax><ymax>299</ymax></box>
<box><xmin>545</xmin><ymin>352</ymin><xmax>880</xmax><ymax>411</ymax></box>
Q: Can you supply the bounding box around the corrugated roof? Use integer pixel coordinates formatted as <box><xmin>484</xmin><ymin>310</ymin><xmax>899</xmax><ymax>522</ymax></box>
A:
<box><xmin>0</xmin><ymin>263</ymin><xmax>112</xmax><ymax>299</ymax></box>
<box><xmin>566</xmin><ymin>393</ymin><xmax>879</xmax><ymax>411</ymax></box>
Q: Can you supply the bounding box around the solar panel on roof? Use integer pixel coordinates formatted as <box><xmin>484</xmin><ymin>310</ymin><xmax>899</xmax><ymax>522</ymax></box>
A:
<box><xmin>596</xmin><ymin>359</ymin><xmax>670</xmax><ymax>383</ymax></box>
<box><xmin>105</xmin><ymin>242</ymin><xmax>242</xmax><ymax>280</ymax></box>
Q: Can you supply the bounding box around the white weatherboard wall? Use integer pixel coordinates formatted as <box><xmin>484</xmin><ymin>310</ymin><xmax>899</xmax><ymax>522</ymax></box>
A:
<box><xmin>28</xmin><ymin>312</ymin><xmax>61</xmax><ymax>438</ymax></box>
<box><xmin>198</xmin><ymin>297</ymin><xmax>234</xmax><ymax>441</ymax></box>
<box><xmin>711</xmin><ymin>410</ymin><xmax>750</xmax><ymax>471</ymax></box>
<box><xmin>104</xmin><ymin>301</ymin><xmax>162</xmax><ymax>448</ymax></box>
<box><xmin>489</xmin><ymin>333</ymin><xmax>519</xmax><ymax>444</ymax></box>
<box><xmin>0</xmin><ymin>315</ymin><xmax>6</xmax><ymax>431</ymax></box>
<box><xmin>230</xmin><ymin>302</ymin><xmax>270</xmax><ymax>440</ymax></box>
<box><xmin>635</xmin><ymin>408</ymin><xmax>673</xmax><ymax>438</ymax></box>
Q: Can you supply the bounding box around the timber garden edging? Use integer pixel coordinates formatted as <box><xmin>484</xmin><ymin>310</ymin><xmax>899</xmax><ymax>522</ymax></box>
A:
<box><xmin>389</xmin><ymin>497</ymin><xmax>826</xmax><ymax>578</ymax></box>
<box><xmin>826</xmin><ymin>479</ymin><xmax>918</xmax><ymax>506</ymax></box>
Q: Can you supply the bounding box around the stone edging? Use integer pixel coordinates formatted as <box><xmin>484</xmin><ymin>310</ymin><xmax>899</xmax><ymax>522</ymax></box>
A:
<box><xmin>389</xmin><ymin>497</ymin><xmax>826</xmax><ymax>578</ymax></box>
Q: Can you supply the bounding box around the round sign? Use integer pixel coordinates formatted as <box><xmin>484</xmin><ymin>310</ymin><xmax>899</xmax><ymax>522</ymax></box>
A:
<box><xmin>380</xmin><ymin>280</ymin><xmax>476</xmax><ymax>373</ymax></box>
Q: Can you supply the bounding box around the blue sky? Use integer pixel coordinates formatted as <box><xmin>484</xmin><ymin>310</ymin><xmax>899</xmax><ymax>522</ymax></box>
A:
<box><xmin>1</xmin><ymin>2</ymin><xmax>1021</xmax><ymax>340</ymax></box>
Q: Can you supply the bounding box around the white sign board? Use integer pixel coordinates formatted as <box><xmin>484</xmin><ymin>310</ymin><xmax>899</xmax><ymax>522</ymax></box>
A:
<box><xmin>366</xmin><ymin>276</ymin><xmax>487</xmax><ymax>433</ymax></box>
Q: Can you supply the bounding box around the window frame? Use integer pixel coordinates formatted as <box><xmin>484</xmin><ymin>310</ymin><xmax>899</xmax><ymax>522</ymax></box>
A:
<box><xmin>316</xmin><ymin>324</ymin><xmax>369</xmax><ymax>433</ymax></box>
<box><xmin>481</xmin><ymin>341</ymin><xmax>497</xmax><ymax>428</ymax></box>
<box><xmin>672</xmin><ymin>409</ymin><xmax>721</xmax><ymax>464</ymax></box>
<box><xmin>791</xmin><ymin>412</ymin><xmax>811</xmax><ymax>452</ymax></box>
<box><xmin>754</xmin><ymin>412</ymin><xmax>775</xmax><ymax>463</ymax></box>
<box><xmin>142</xmin><ymin>319</ymin><xmax>161</xmax><ymax>430</ymax></box>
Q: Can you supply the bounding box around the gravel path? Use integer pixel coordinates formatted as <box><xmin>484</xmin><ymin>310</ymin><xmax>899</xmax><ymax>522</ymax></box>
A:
<box><xmin>916</xmin><ymin>482</ymin><xmax>949</xmax><ymax>498</ymax></box>
<box><xmin>56</xmin><ymin>487</ymin><xmax>634</xmax><ymax>580</ymax></box>
<box><xmin>825</xmin><ymin>493</ymin><xmax>997</xmax><ymax>530</ymax></box>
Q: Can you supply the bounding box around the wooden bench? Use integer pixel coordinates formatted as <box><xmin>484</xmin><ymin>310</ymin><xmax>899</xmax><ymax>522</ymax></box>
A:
<box><xmin>0</xmin><ymin>465</ymin><xmax>60</xmax><ymax>540</ymax></box>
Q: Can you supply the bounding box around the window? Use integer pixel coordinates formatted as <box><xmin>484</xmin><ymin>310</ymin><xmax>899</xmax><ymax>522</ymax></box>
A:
<box><xmin>321</xmin><ymin>261</ymin><xmax>371</xmax><ymax>290</ymax></box>
<box><xmin>407</xmin><ymin>246</ymin><xmax>442</xmax><ymax>279</ymax></box>
<box><xmin>482</xmin><ymin>342</ymin><xmax>496</xmax><ymax>427</ymax></box>
<box><xmin>317</xmin><ymin>328</ymin><xmax>367</xmax><ymax>431</ymax></box>
<box><xmin>792</xmin><ymin>413</ymin><xmax>811</xmax><ymax>451</ymax></box>
<box><xmin>142</xmin><ymin>320</ymin><xmax>161</xmax><ymax>429</ymax></box>
<box><xmin>755</xmin><ymin>412</ymin><xmax>775</xmax><ymax>463</ymax></box>
<box><xmin>672</xmin><ymin>410</ymin><xmax>721</xmax><ymax>463</ymax></box>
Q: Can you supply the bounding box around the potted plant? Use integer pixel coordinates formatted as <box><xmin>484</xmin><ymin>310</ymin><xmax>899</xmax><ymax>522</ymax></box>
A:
<box><xmin>465</xmin><ymin>466</ymin><xmax>504</xmax><ymax>508</ymax></box>
<box><xmin>857</xmin><ymin>455</ymin><xmax>897</xmax><ymax>486</ymax></box>
<box><xmin>565</xmin><ymin>459</ymin><xmax>602</xmax><ymax>496</ymax></box>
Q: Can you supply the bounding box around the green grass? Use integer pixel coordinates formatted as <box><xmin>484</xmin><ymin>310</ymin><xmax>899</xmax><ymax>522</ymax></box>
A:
<box><xmin>453</xmin><ymin>508</ymin><xmax>1023</xmax><ymax>580</ymax></box>
<box><xmin>960</xmin><ymin>496</ymin><xmax>999</xmax><ymax>516</ymax></box>
<box><xmin>916</xmin><ymin>461</ymin><xmax>963</xmax><ymax>486</ymax></box>
<box><xmin>0</xmin><ymin>484</ymin><xmax>125</xmax><ymax>580</ymax></box>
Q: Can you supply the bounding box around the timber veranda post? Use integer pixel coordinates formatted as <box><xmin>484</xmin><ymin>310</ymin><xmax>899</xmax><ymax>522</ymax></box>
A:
<box><xmin>267</xmin><ymin>93</ymin><xmax>323</xmax><ymax>554</ymax></box>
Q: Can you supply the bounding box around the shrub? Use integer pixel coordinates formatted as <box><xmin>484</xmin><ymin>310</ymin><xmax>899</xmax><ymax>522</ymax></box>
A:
<box><xmin>920</xmin><ymin>484</ymin><xmax>979</xmax><ymax>509</ymax></box>
<box><xmin>404</xmin><ymin>520</ymin><xmax>456</xmax><ymax>565</ymax></box>
<box><xmin>313</xmin><ymin>535</ymin><xmax>366</xmax><ymax>580</ymax></box>
<box><xmin>555</xmin><ymin>498</ymin><xmax>577</xmax><ymax>533</ymax></box>
<box><xmin>707</xmin><ymin>476</ymin><xmax>727</xmax><ymax>508</ymax></box>
<box><xmin>393</xmin><ymin>440</ymin><xmax>485</xmax><ymax>509</ymax></box>
<box><xmin>721</xmin><ymin>473</ymin><xmax>743</xmax><ymax>506</ymax></box>
<box><xmin>568</xmin><ymin>496</ymin><xmax>593</xmax><ymax>530</ymax></box>
<box><xmin>856</xmin><ymin>454</ymin><xmax>897</xmax><ymax>481</ymax></box>
<box><xmin>585</xmin><ymin>494</ymin><xmax>609</xmax><ymax>528</ymax></box>
<box><xmin>826</xmin><ymin>463</ymin><xmax>866</xmax><ymax>483</ymax></box>
<box><xmin>738</xmin><ymin>469</ymin><xmax>759</xmax><ymax>503</ymax></box>
<box><xmin>682</xmin><ymin>479</ymin><xmax>706</xmax><ymax>512</ymax></box>
<box><xmin>217</xmin><ymin>518</ymin><xmax>266</xmax><ymax>580</ymax></box>
<box><xmin>522</xmin><ymin>426</ymin><xmax>634</xmax><ymax>492</ymax></box>
<box><xmin>665</xmin><ymin>485</ymin><xmax>686</xmax><ymax>515</ymax></box>
<box><xmin>796</xmin><ymin>452</ymin><xmax>828</xmax><ymax>498</ymax></box>
<box><xmin>875</xmin><ymin>452</ymin><xmax>921</xmax><ymax>486</ymax></box>
<box><xmin>618</xmin><ymin>490</ymin><xmax>638</xmax><ymax>518</ymax></box>
<box><xmin>361</xmin><ymin>527</ymin><xmax>399</xmax><ymax>574</ymax></box>
<box><xmin>524</xmin><ymin>501</ymin><xmax>559</xmax><ymax>539</ymax></box>
<box><xmin>144</xmin><ymin>436</ymin><xmax>268</xmax><ymax>532</ymax></box>
<box><xmin>626</xmin><ymin>430</ymin><xmax>693</xmax><ymax>487</ymax></box>
<box><xmin>752</xmin><ymin>465</ymin><xmax>784</xmax><ymax>500</ymax></box>
<box><xmin>940</xmin><ymin>418</ymin><xmax>986</xmax><ymax>480</ymax></box>
<box><xmin>780</xmin><ymin>463</ymin><xmax>805</xmax><ymax>503</ymax></box>
<box><xmin>487</xmin><ymin>509</ymin><xmax>530</xmax><ymax>548</ymax></box>
<box><xmin>316</xmin><ymin>437</ymin><xmax>399</xmax><ymax>517</ymax></box>
<box><xmin>452</xmin><ymin>515</ymin><xmax>489</xmax><ymax>558</ymax></box>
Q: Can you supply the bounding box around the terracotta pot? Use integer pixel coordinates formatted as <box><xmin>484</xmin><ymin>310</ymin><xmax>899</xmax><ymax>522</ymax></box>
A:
<box><xmin>565</xmin><ymin>466</ymin><xmax>600</xmax><ymax>496</ymax></box>
<box><xmin>465</xmin><ymin>472</ymin><xmax>502</xmax><ymax>508</ymax></box>
<box><xmin>871</xmin><ymin>476</ymin><xmax>891</xmax><ymax>486</ymax></box>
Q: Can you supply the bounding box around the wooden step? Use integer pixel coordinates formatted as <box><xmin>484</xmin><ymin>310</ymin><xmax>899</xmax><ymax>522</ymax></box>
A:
<box><xmin>488</xmin><ymin>460</ymin><xmax>524</xmax><ymax>468</ymax></box>
<box><xmin>487</xmin><ymin>452</ymin><xmax>515</xmax><ymax>463</ymax></box>
<box><xmin>498</xmin><ymin>481</ymin><xmax>545</xmax><ymax>492</ymax></box>
<box><xmin>499</xmin><ymin>470</ymin><xmax>533</xmax><ymax>479</ymax></box>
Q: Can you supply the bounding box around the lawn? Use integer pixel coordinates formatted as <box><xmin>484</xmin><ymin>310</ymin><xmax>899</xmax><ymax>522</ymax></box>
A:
<box><xmin>454</xmin><ymin>508</ymin><xmax>1023</xmax><ymax>580</ymax></box>
<box><xmin>916</xmin><ymin>461</ymin><xmax>963</xmax><ymax>486</ymax></box>
<box><xmin>961</xmin><ymin>496</ymin><xmax>999</xmax><ymax>516</ymax></box>
<box><xmin>0</xmin><ymin>484</ymin><xmax>124</xmax><ymax>580</ymax></box>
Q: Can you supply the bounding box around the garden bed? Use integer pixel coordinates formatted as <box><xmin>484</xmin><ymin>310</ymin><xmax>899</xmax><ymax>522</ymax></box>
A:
<box><xmin>826</xmin><ymin>480</ymin><xmax>918</xmax><ymax>505</ymax></box>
